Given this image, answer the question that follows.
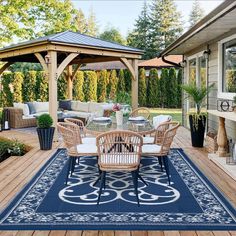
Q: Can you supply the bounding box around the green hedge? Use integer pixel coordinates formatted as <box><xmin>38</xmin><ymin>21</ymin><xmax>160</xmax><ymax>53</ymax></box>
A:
<box><xmin>0</xmin><ymin>68</ymin><xmax>182</xmax><ymax>109</ymax></box>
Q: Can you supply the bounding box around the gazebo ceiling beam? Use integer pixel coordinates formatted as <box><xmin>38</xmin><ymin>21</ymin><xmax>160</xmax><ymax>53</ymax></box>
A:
<box><xmin>34</xmin><ymin>52</ymin><xmax>48</xmax><ymax>73</ymax></box>
<box><xmin>56</xmin><ymin>52</ymin><xmax>79</xmax><ymax>78</ymax></box>
<box><xmin>71</xmin><ymin>56</ymin><xmax>119</xmax><ymax>65</ymax></box>
<box><xmin>0</xmin><ymin>62</ymin><xmax>13</xmax><ymax>75</ymax></box>
<box><xmin>120</xmin><ymin>58</ymin><xmax>136</xmax><ymax>80</ymax></box>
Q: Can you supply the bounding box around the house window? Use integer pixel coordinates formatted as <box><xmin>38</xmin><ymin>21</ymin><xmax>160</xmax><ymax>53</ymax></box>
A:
<box><xmin>222</xmin><ymin>39</ymin><xmax>236</xmax><ymax>93</ymax></box>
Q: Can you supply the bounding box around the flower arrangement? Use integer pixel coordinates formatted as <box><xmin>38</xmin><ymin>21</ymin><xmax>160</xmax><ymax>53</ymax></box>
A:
<box><xmin>112</xmin><ymin>103</ymin><xmax>121</xmax><ymax>112</ymax></box>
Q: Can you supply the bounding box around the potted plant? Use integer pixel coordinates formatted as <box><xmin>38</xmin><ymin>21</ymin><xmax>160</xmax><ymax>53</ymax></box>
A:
<box><xmin>182</xmin><ymin>83</ymin><xmax>214</xmax><ymax>147</ymax></box>
<box><xmin>36</xmin><ymin>114</ymin><xmax>54</xmax><ymax>150</ymax></box>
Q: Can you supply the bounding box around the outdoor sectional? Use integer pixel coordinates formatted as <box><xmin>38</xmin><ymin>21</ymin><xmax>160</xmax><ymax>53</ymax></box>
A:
<box><xmin>6</xmin><ymin>101</ymin><xmax>113</xmax><ymax>129</ymax></box>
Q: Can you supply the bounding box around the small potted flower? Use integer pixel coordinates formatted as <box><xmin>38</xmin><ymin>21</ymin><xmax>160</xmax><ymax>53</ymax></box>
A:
<box><xmin>112</xmin><ymin>103</ymin><xmax>123</xmax><ymax>126</ymax></box>
<box><xmin>36</xmin><ymin>114</ymin><xmax>55</xmax><ymax>150</ymax></box>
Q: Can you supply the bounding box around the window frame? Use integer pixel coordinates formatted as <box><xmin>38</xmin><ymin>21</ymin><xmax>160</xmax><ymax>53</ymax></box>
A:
<box><xmin>218</xmin><ymin>34</ymin><xmax>236</xmax><ymax>100</ymax></box>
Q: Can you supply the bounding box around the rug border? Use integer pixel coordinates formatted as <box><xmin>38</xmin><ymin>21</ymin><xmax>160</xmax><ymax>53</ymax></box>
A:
<box><xmin>0</xmin><ymin>148</ymin><xmax>236</xmax><ymax>231</ymax></box>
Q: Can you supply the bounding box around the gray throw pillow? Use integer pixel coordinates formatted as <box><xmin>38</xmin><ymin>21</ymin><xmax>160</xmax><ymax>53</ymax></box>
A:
<box><xmin>59</xmin><ymin>100</ymin><xmax>72</xmax><ymax>111</ymax></box>
<box><xmin>26</xmin><ymin>102</ymin><xmax>36</xmax><ymax>114</ymax></box>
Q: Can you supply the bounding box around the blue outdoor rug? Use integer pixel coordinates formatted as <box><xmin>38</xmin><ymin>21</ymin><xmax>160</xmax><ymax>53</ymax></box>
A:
<box><xmin>0</xmin><ymin>148</ymin><xmax>236</xmax><ymax>230</ymax></box>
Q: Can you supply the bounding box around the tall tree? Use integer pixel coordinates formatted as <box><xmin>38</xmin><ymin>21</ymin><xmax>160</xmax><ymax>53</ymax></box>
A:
<box><xmin>149</xmin><ymin>0</ymin><xmax>183</xmax><ymax>57</ymax></box>
<box><xmin>127</xmin><ymin>1</ymin><xmax>151</xmax><ymax>59</ymax></box>
<box><xmin>117</xmin><ymin>69</ymin><xmax>126</xmax><ymax>93</ymax></box>
<box><xmin>12</xmin><ymin>72</ymin><xmax>24</xmax><ymax>103</ymax></box>
<box><xmin>86</xmin><ymin>7</ymin><xmax>99</xmax><ymax>37</ymax></box>
<box><xmin>109</xmin><ymin>70</ymin><xmax>118</xmax><ymax>100</ymax></box>
<box><xmin>74</xmin><ymin>8</ymin><xmax>87</xmax><ymax>34</ymax></box>
<box><xmin>100</xmin><ymin>26</ymin><xmax>126</xmax><ymax>45</ymax></box>
<box><xmin>147</xmin><ymin>68</ymin><xmax>158</xmax><ymax>107</ymax></box>
<box><xmin>189</xmin><ymin>0</ymin><xmax>205</xmax><ymax>28</ymax></box>
<box><xmin>176</xmin><ymin>69</ymin><xmax>183</xmax><ymax>108</ymax></box>
<box><xmin>23</xmin><ymin>71</ymin><xmax>37</xmax><ymax>102</ymax></box>
<box><xmin>0</xmin><ymin>0</ymin><xmax>79</xmax><ymax>46</ymax></box>
<box><xmin>84</xmin><ymin>71</ymin><xmax>97</xmax><ymax>101</ymax></box>
<box><xmin>138</xmin><ymin>68</ymin><xmax>147</xmax><ymax>106</ymax></box>
<box><xmin>73</xmin><ymin>71</ymin><xmax>85</xmax><ymax>101</ymax></box>
<box><xmin>97</xmin><ymin>70</ymin><xmax>107</xmax><ymax>102</ymax></box>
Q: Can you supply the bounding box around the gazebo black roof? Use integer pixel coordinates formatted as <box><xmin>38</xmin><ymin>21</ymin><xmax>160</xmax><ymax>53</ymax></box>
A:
<box><xmin>0</xmin><ymin>30</ymin><xmax>143</xmax><ymax>54</ymax></box>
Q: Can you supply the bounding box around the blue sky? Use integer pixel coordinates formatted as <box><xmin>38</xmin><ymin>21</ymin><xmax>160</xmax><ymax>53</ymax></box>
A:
<box><xmin>72</xmin><ymin>0</ymin><xmax>224</xmax><ymax>37</ymax></box>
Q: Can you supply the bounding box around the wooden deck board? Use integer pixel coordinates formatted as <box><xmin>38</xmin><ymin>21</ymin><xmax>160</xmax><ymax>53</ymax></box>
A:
<box><xmin>0</xmin><ymin>127</ymin><xmax>235</xmax><ymax>235</ymax></box>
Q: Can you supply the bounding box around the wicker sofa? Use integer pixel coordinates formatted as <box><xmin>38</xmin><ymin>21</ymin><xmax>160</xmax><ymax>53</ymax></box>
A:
<box><xmin>6</xmin><ymin>101</ymin><xmax>113</xmax><ymax>129</ymax></box>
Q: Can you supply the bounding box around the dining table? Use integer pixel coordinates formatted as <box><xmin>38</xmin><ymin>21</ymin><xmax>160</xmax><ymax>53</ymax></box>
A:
<box><xmin>85</xmin><ymin>116</ymin><xmax>155</xmax><ymax>136</ymax></box>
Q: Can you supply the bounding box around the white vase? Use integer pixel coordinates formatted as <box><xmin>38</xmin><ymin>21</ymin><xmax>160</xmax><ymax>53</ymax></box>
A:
<box><xmin>116</xmin><ymin>110</ymin><xmax>123</xmax><ymax>126</ymax></box>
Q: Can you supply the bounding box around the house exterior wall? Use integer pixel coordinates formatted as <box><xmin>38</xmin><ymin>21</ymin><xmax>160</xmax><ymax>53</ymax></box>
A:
<box><xmin>183</xmin><ymin>32</ymin><xmax>236</xmax><ymax>140</ymax></box>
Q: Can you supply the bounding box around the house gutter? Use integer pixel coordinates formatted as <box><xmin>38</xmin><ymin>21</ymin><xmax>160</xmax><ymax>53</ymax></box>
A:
<box><xmin>160</xmin><ymin>55</ymin><xmax>182</xmax><ymax>68</ymax></box>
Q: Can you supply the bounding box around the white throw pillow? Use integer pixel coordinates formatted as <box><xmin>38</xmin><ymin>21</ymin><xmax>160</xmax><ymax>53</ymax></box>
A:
<box><xmin>13</xmin><ymin>103</ymin><xmax>30</xmax><ymax>116</ymax></box>
<box><xmin>71</xmin><ymin>101</ymin><xmax>89</xmax><ymax>112</ymax></box>
<box><xmin>89</xmin><ymin>102</ymin><xmax>103</xmax><ymax>116</ymax></box>
<box><xmin>34</xmin><ymin>102</ymin><xmax>49</xmax><ymax>113</ymax></box>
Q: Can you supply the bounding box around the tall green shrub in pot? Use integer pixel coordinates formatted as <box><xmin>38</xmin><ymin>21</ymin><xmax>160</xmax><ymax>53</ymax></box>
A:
<box><xmin>182</xmin><ymin>83</ymin><xmax>214</xmax><ymax>147</ymax></box>
<box><xmin>36</xmin><ymin>114</ymin><xmax>55</xmax><ymax>150</ymax></box>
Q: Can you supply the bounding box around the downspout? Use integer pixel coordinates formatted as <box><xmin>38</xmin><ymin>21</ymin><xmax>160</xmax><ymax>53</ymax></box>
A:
<box><xmin>161</xmin><ymin>55</ymin><xmax>182</xmax><ymax>68</ymax></box>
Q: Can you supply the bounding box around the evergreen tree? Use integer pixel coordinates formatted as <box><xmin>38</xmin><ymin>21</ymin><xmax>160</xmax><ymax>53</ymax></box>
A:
<box><xmin>100</xmin><ymin>26</ymin><xmax>126</xmax><ymax>45</ymax></box>
<box><xmin>75</xmin><ymin>9</ymin><xmax>87</xmax><ymax>34</ymax></box>
<box><xmin>84</xmin><ymin>71</ymin><xmax>97</xmax><ymax>101</ymax></box>
<box><xmin>117</xmin><ymin>69</ymin><xmax>126</xmax><ymax>93</ymax></box>
<box><xmin>189</xmin><ymin>0</ymin><xmax>205</xmax><ymax>28</ymax></box>
<box><xmin>176</xmin><ymin>69</ymin><xmax>183</xmax><ymax>108</ymax></box>
<box><xmin>97</xmin><ymin>70</ymin><xmax>107</xmax><ymax>102</ymax></box>
<box><xmin>147</xmin><ymin>68</ymin><xmax>158</xmax><ymax>107</ymax></box>
<box><xmin>159</xmin><ymin>68</ymin><xmax>168</xmax><ymax>107</ymax></box>
<box><xmin>86</xmin><ymin>7</ymin><xmax>99</xmax><ymax>37</ymax></box>
<box><xmin>168</xmin><ymin>68</ymin><xmax>177</xmax><ymax>108</ymax></box>
<box><xmin>23</xmin><ymin>71</ymin><xmax>37</xmax><ymax>102</ymax></box>
<box><xmin>36</xmin><ymin>71</ymin><xmax>48</xmax><ymax>102</ymax></box>
<box><xmin>73</xmin><ymin>71</ymin><xmax>85</xmax><ymax>101</ymax></box>
<box><xmin>1</xmin><ymin>72</ymin><xmax>13</xmax><ymax>107</ymax></box>
<box><xmin>57</xmin><ymin>74</ymin><xmax>67</xmax><ymax>100</ymax></box>
<box><xmin>138</xmin><ymin>68</ymin><xmax>147</xmax><ymax>106</ymax></box>
<box><xmin>127</xmin><ymin>1</ymin><xmax>151</xmax><ymax>59</ymax></box>
<box><xmin>124</xmin><ymin>69</ymin><xmax>132</xmax><ymax>93</ymax></box>
<box><xmin>109</xmin><ymin>70</ymin><xmax>118</xmax><ymax>100</ymax></box>
<box><xmin>149</xmin><ymin>0</ymin><xmax>183</xmax><ymax>56</ymax></box>
<box><xmin>106</xmin><ymin>70</ymin><xmax>111</xmax><ymax>99</ymax></box>
<box><xmin>12</xmin><ymin>72</ymin><xmax>24</xmax><ymax>103</ymax></box>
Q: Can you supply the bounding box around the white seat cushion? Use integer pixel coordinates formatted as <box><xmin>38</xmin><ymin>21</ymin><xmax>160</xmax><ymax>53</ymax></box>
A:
<box><xmin>82</xmin><ymin>137</ymin><xmax>96</xmax><ymax>144</ymax></box>
<box><xmin>142</xmin><ymin>144</ymin><xmax>161</xmax><ymax>154</ymax></box>
<box><xmin>76</xmin><ymin>143</ymin><xmax>97</xmax><ymax>154</ymax></box>
<box><xmin>66</xmin><ymin>111</ymin><xmax>91</xmax><ymax>119</ymax></box>
<box><xmin>153</xmin><ymin>115</ymin><xmax>172</xmax><ymax>129</ymax></box>
<box><xmin>34</xmin><ymin>102</ymin><xmax>49</xmax><ymax>113</ymax></box>
<box><xmin>143</xmin><ymin>136</ymin><xmax>155</xmax><ymax>144</ymax></box>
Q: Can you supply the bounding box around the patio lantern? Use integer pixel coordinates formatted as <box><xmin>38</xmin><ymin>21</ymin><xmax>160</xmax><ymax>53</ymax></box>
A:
<box><xmin>2</xmin><ymin>108</ymin><xmax>10</xmax><ymax>130</ymax></box>
<box><xmin>203</xmin><ymin>49</ymin><xmax>211</xmax><ymax>60</ymax></box>
<box><xmin>45</xmin><ymin>54</ymin><xmax>51</xmax><ymax>65</ymax></box>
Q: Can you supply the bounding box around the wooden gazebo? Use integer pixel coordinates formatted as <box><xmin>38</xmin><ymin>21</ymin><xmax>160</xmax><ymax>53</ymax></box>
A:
<box><xmin>0</xmin><ymin>30</ymin><xmax>143</xmax><ymax>129</ymax></box>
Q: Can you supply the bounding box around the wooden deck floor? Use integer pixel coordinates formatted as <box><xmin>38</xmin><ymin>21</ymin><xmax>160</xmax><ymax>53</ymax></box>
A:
<box><xmin>0</xmin><ymin>127</ymin><xmax>236</xmax><ymax>236</ymax></box>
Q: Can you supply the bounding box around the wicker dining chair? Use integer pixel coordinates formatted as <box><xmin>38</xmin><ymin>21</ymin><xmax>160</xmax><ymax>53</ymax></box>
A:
<box><xmin>96</xmin><ymin>130</ymin><xmax>143</xmax><ymax>206</ymax></box>
<box><xmin>130</xmin><ymin>107</ymin><xmax>150</xmax><ymax>120</ymax></box>
<box><xmin>64</xmin><ymin>117</ymin><xmax>96</xmax><ymax>144</ymax></box>
<box><xmin>57</xmin><ymin>122</ymin><xmax>98</xmax><ymax>185</ymax></box>
<box><xmin>142</xmin><ymin>121</ymin><xmax>180</xmax><ymax>185</ymax></box>
<box><xmin>143</xmin><ymin>115</ymin><xmax>172</xmax><ymax>144</ymax></box>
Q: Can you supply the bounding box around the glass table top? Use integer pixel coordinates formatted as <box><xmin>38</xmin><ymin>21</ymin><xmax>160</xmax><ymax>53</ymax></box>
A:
<box><xmin>85</xmin><ymin>117</ymin><xmax>154</xmax><ymax>135</ymax></box>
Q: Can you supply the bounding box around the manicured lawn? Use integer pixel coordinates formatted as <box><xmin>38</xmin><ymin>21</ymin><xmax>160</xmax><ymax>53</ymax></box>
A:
<box><xmin>149</xmin><ymin>108</ymin><xmax>182</xmax><ymax>124</ymax></box>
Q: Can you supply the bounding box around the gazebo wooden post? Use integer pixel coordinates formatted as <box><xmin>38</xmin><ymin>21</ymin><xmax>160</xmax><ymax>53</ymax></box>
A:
<box><xmin>67</xmin><ymin>65</ymin><xmax>73</xmax><ymax>100</ymax></box>
<box><xmin>48</xmin><ymin>50</ymin><xmax>58</xmax><ymax>139</ymax></box>
<box><xmin>131</xmin><ymin>59</ymin><xmax>138</xmax><ymax>109</ymax></box>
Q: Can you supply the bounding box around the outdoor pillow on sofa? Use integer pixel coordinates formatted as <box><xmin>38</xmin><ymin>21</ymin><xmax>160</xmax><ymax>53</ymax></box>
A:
<box><xmin>59</xmin><ymin>100</ymin><xmax>71</xmax><ymax>111</ymax></box>
<box><xmin>71</xmin><ymin>101</ymin><xmax>89</xmax><ymax>112</ymax></box>
<box><xmin>13</xmin><ymin>102</ymin><xmax>30</xmax><ymax>116</ymax></box>
<box><xmin>26</xmin><ymin>102</ymin><xmax>36</xmax><ymax>114</ymax></box>
<box><xmin>34</xmin><ymin>102</ymin><xmax>49</xmax><ymax>113</ymax></box>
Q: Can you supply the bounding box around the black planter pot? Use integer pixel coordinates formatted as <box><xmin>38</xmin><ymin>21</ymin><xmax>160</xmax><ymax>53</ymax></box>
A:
<box><xmin>37</xmin><ymin>127</ymin><xmax>55</xmax><ymax>150</ymax></box>
<box><xmin>189</xmin><ymin>115</ymin><xmax>206</xmax><ymax>147</ymax></box>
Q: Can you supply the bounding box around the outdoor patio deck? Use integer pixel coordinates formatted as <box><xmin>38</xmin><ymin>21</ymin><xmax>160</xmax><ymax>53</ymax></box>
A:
<box><xmin>0</xmin><ymin>127</ymin><xmax>235</xmax><ymax>236</ymax></box>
